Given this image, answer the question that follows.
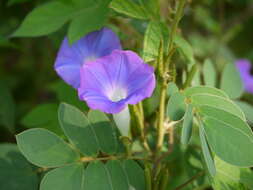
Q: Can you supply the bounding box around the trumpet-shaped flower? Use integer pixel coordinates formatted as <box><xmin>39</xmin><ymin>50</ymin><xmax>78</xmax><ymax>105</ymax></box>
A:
<box><xmin>236</xmin><ymin>59</ymin><xmax>253</xmax><ymax>94</ymax></box>
<box><xmin>54</xmin><ymin>27</ymin><xmax>121</xmax><ymax>89</ymax></box>
<box><xmin>78</xmin><ymin>50</ymin><xmax>156</xmax><ymax>114</ymax></box>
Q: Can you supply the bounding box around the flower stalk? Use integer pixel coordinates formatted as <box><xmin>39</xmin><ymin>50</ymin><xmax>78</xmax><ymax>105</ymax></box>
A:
<box><xmin>156</xmin><ymin>0</ymin><xmax>186</xmax><ymax>152</ymax></box>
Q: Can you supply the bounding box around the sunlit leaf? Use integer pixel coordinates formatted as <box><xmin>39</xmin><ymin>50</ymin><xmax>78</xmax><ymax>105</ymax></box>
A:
<box><xmin>16</xmin><ymin>128</ymin><xmax>79</xmax><ymax>167</ymax></box>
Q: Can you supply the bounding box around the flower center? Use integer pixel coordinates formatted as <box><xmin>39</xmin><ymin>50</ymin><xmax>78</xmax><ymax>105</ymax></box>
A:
<box><xmin>108</xmin><ymin>87</ymin><xmax>127</xmax><ymax>102</ymax></box>
<box><xmin>85</xmin><ymin>55</ymin><xmax>97</xmax><ymax>63</ymax></box>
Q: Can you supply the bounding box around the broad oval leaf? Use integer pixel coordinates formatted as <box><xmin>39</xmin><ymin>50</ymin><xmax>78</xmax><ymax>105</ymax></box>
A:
<box><xmin>203</xmin><ymin>117</ymin><xmax>253</xmax><ymax>167</ymax></box>
<box><xmin>199</xmin><ymin>124</ymin><xmax>216</xmax><ymax>177</ymax></box>
<box><xmin>203</xmin><ymin>59</ymin><xmax>216</xmax><ymax>87</ymax></box>
<box><xmin>166</xmin><ymin>92</ymin><xmax>186</xmax><ymax>121</ymax></box>
<box><xmin>122</xmin><ymin>160</ymin><xmax>146</xmax><ymax>190</ymax></box>
<box><xmin>220</xmin><ymin>63</ymin><xmax>244</xmax><ymax>99</ymax></box>
<box><xmin>16</xmin><ymin>128</ymin><xmax>79</xmax><ymax>167</ymax></box>
<box><xmin>58</xmin><ymin>103</ymin><xmax>117</xmax><ymax>156</ymax></box>
<box><xmin>58</xmin><ymin>103</ymin><xmax>99</xmax><ymax>156</ymax></box>
<box><xmin>199</xmin><ymin>105</ymin><xmax>253</xmax><ymax>135</ymax></box>
<box><xmin>235</xmin><ymin>101</ymin><xmax>253</xmax><ymax>124</ymax></box>
<box><xmin>12</xmin><ymin>2</ymin><xmax>75</xmax><ymax>37</ymax></box>
<box><xmin>181</xmin><ymin>105</ymin><xmax>193</xmax><ymax>146</ymax></box>
<box><xmin>110</xmin><ymin>0</ymin><xmax>149</xmax><ymax>20</ymax></box>
<box><xmin>214</xmin><ymin>157</ymin><xmax>253</xmax><ymax>189</ymax></box>
<box><xmin>40</xmin><ymin>163</ymin><xmax>84</xmax><ymax>190</ymax></box>
<box><xmin>184</xmin><ymin>86</ymin><xmax>228</xmax><ymax>98</ymax></box>
<box><xmin>167</xmin><ymin>82</ymin><xmax>179</xmax><ymax>97</ymax></box>
<box><xmin>0</xmin><ymin>144</ymin><xmax>38</xmax><ymax>190</ymax></box>
<box><xmin>191</xmin><ymin>94</ymin><xmax>245</xmax><ymax>120</ymax></box>
<box><xmin>84</xmin><ymin>161</ymin><xmax>129</xmax><ymax>190</ymax></box>
<box><xmin>143</xmin><ymin>21</ymin><xmax>168</xmax><ymax>62</ymax></box>
<box><xmin>174</xmin><ymin>35</ymin><xmax>195</xmax><ymax>65</ymax></box>
<box><xmin>88</xmin><ymin>110</ymin><xmax>117</xmax><ymax>154</ymax></box>
<box><xmin>67</xmin><ymin>0</ymin><xmax>110</xmax><ymax>43</ymax></box>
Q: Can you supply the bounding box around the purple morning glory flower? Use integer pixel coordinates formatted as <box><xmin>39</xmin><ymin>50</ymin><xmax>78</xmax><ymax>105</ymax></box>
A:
<box><xmin>54</xmin><ymin>27</ymin><xmax>121</xmax><ymax>89</ymax></box>
<box><xmin>236</xmin><ymin>59</ymin><xmax>253</xmax><ymax>94</ymax></box>
<box><xmin>78</xmin><ymin>50</ymin><xmax>156</xmax><ymax>114</ymax></box>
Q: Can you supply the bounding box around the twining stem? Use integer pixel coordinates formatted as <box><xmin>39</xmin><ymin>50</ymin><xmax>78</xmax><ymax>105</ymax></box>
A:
<box><xmin>156</xmin><ymin>0</ymin><xmax>186</xmax><ymax>152</ymax></box>
<box><xmin>167</xmin><ymin>0</ymin><xmax>186</xmax><ymax>58</ymax></box>
<box><xmin>133</xmin><ymin>104</ymin><xmax>151</xmax><ymax>152</ymax></box>
<box><xmin>156</xmin><ymin>80</ymin><xmax>167</xmax><ymax>151</ymax></box>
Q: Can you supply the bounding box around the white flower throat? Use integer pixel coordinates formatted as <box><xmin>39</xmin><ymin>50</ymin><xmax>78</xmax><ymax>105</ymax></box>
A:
<box><xmin>108</xmin><ymin>86</ymin><xmax>127</xmax><ymax>102</ymax></box>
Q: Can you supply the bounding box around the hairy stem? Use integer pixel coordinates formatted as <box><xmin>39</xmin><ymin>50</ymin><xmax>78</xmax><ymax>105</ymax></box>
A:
<box><xmin>80</xmin><ymin>154</ymin><xmax>149</xmax><ymax>163</ymax></box>
<box><xmin>156</xmin><ymin>0</ymin><xmax>186</xmax><ymax>153</ymax></box>
<box><xmin>133</xmin><ymin>104</ymin><xmax>151</xmax><ymax>152</ymax></box>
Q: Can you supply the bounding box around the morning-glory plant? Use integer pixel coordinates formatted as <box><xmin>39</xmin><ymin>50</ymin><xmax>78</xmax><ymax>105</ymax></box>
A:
<box><xmin>13</xmin><ymin>0</ymin><xmax>253</xmax><ymax>189</ymax></box>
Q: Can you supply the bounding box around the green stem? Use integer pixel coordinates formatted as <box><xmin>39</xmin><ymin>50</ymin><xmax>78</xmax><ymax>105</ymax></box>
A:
<box><xmin>174</xmin><ymin>171</ymin><xmax>205</xmax><ymax>190</ymax></box>
<box><xmin>156</xmin><ymin>0</ymin><xmax>186</xmax><ymax>153</ymax></box>
<box><xmin>160</xmin><ymin>169</ymin><xmax>169</xmax><ymax>190</ymax></box>
<box><xmin>133</xmin><ymin>104</ymin><xmax>151</xmax><ymax>152</ymax></box>
<box><xmin>80</xmin><ymin>154</ymin><xmax>149</xmax><ymax>163</ymax></box>
<box><xmin>156</xmin><ymin>80</ymin><xmax>167</xmax><ymax>151</ymax></box>
<box><xmin>167</xmin><ymin>0</ymin><xmax>186</xmax><ymax>58</ymax></box>
<box><xmin>144</xmin><ymin>163</ymin><xmax>152</xmax><ymax>190</ymax></box>
<box><xmin>182</xmin><ymin>64</ymin><xmax>198</xmax><ymax>89</ymax></box>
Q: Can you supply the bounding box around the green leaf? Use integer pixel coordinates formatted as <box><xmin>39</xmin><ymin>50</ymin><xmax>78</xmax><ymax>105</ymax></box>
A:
<box><xmin>235</xmin><ymin>101</ymin><xmax>253</xmax><ymax>124</ymax></box>
<box><xmin>167</xmin><ymin>82</ymin><xmax>179</xmax><ymax>96</ymax></box>
<box><xmin>84</xmin><ymin>161</ymin><xmax>129</xmax><ymax>190</ymax></box>
<box><xmin>0</xmin><ymin>144</ymin><xmax>38</xmax><ymax>190</ymax></box>
<box><xmin>105</xmin><ymin>160</ymin><xmax>130</xmax><ymax>189</ymax></box>
<box><xmin>199</xmin><ymin>105</ymin><xmax>253</xmax><ymax>135</ymax></box>
<box><xmin>110</xmin><ymin>0</ymin><xmax>149</xmax><ymax>19</ymax></box>
<box><xmin>184</xmin><ymin>86</ymin><xmax>228</xmax><ymax>98</ymax></box>
<box><xmin>181</xmin><ymin>105</ymin><xmax>193</xmax><ymax>146</ymax></box>
<box><xmin>191</xmin><ymin>94</ymin><xmax>245</xmax><ymax>120</ymax></box>
<box><xmin>139</xmin><ymin>0</ymin><xmax>159</xmax><ymax>19</ymax></box>
<box><xmin>199</xmin><ymin>124</ymin><xmax>216</xmax><ymax>177</ymax></box>
<box><xmin>68</xmin><ymin>0</ymin><xmax>110</xmax><ymax>43</ymax></box>
<box><xmin>203</xmin><ymin>59</ymin><xmax>216</xmax><ymax>87</ymax></box>
<box><xmin>58</xmin><ymin>103</ymin><xmax>117</xmax><ymax>156</ymax></box>
<box><xmin>166</xmin><ymin>92</ymin><xmax>186</xmax><ymax>121</ymax></box>
<box><xmin>21</xmin><ymin>103</ymin><xmax>62</xmax><ymax>136</ymax></box>
<box><xmin>58</xmin><ymin>103</ymin><xmax>99</xmax><ymax>156</ymax></box>
<box><xmin>192</xmin><ymin>68</ymin><xmax>201</xmax><ymax>86</ymax></box>
<box><xmin>0</xmin><ymin>83</ymin><xmax>15</xmax><ymax>132</ymax></box>
<box><xmin>88</xmin><ymin>110</ymin><xmax>117</xmax><ymax>154</ymax></box>
<box><xmin>174</xmin><ymin>35</ymin><xmax>195</xmax><ymax>65</ymax></box>
<box><xmin>220</xmin><ymin>63</ymin><xmax>244</xmax><ymax>99</ymax></box>
<box><xmin>40</xmin><ymin>163</ymin><xmax>84</xmax><ymax>190</ymax></box>
<box><xmin>12</xmin><ymin>2</ymin><xmax>75</xmax><ymax>37</ymax></box>
<box><xmin>49</xmin><ymin>81</ymin><xmax>88</xmax><ymax>111</ymax></box>
<box><xmin>143</xmin><ymin>21</ymin><xmax>168</xmax><ymax>62</ymax></box>
<box><xmin>123</xmin><ymin>160</ymin><xmax>146</xmax><ymax>190</ymax></box>
<box><xmin>16</xmin><ymin>128</ymin><xmax>79</xmax><ymax>167</ymax></box>
<box><xmin>202</xmin><ymin>117</ymin><xmax>253</xmax><ymax>167</ymax></box>
<box><xmin>214</xmin><ymin>157</ymin><xmax>253</xmax><ymax>190</ymax></box>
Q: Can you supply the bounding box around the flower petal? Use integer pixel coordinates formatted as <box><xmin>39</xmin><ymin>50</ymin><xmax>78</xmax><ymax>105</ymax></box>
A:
<box><xmin>54</xmin><ymin>27</ymin><xmax>121</xmax><ymax>89</ymax></box>
<box><xmin>78</xmin><ymin>50</ymin><xmax>156</xmax><ymax>113</ymax></box>
<box><xmin>235</xmin><ymin>59</ymin><xmax>253</xmax><ymax>94</ymax></box>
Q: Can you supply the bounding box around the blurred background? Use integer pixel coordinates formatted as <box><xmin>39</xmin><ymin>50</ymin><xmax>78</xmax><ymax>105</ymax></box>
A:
<box><xmin>0</xmin><ymin>0</ymin><xmax>253</xmax><ymax>189</ymax></box>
